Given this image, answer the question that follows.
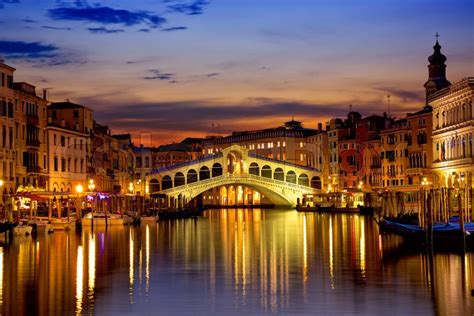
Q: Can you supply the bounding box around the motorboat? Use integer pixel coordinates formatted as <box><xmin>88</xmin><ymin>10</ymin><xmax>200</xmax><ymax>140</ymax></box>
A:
<box><xmin>81</xmin><ymin>212</ymin><xmax>132</xmax><ymax>226</ymax></box>
<box><xmin>50</xmin><ymin>218</ymin><xmax>76</xmax><ymax>231</ymax></box>
<box><xmin>13</xmin><ymin>222</ymin><xmax>33</xmax><ymax>236</ymax></box>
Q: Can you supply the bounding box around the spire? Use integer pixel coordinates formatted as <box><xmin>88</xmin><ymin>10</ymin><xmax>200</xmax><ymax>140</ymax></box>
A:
<box><xmin>423</xmin><ymin>33</ymin><xmax>451</xmax><ymax>102</ymax></box>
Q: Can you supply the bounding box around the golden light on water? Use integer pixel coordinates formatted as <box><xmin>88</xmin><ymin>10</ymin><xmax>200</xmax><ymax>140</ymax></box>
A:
<box><xmin>0</xmin><ymin>247</ymin><xmax>3</xmax><ymax>307</ymax></box>
<box><xmin>76</xmin><ymin>246</ymin><xmax>84</xmax><ymax>314</ymax></box>
<box><xmin>146</xmin><ymin>225</ymin><xmax>150</xmax><ymax>294</ymax></box>
<box><xmin>360</xmin><ymin>217</ymin><xmax>366</xmax><ymax>278</ymax></box>
<box><xmin>329</xmin><ymin>216</ymin><xmax>335</xmax><ymax>290</ymax></box>
<box><xmin>303</xmin><ymin>214</ymin><xmax>308</xmax><ymax>283</ymax></box>
<box><xmin>129</xmin><ymin>229</ymin><xmax>135</xmax><ymax>303</ymax></box>
<box><xmin>88</xmin><ymin>234</ymin><xmax>96</xmax><ymax>298</ymax></box>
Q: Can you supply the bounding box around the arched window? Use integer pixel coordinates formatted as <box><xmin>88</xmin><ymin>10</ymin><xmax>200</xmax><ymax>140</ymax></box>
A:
<box><xmin>162</xmin><ymin>175</ymin><xmax>173</xmax><ymax>190</ymax></box>
<box><xmin>149</xmin><ymin>179</ymin><xmax>160</xmax><ymax>193</ymax></box>
<box><xmin>199</xmin><ymin>166</ymin><xmax>210</xmax><ymax>180</ymax></box>
<box><xmin>249</xmin><ymin>162</ymin><xmax>259</xmax><ymax>176</ymax></box>
<box><xmin>187</xmin><ymin>169</ymin><xmax>198</xmax><ymax>184</ymax></box>
<box><xmin>286</xmin><ymin>171</ymin><xmax>296</xmax><ymax>184</ymax></box>
<box><xmin>145</xmin><ymin>157</ymin><xmax>150</xmax><ymax>168</ymax></box>
<box><xmin>274</xmin><ymin>168</ymin><xmax>284</xmax><ymax>181</ymax></box>
<box><xmin>298</xmin><ymin>174</ymin><xmax>309</xmax><ymax>186</ymax></box>
<box><xmin>310</xmin><ymin>176</ymin><xmax>322</xmax><ymax>189</ymax></box>
<box><xmin>261</xmin><ymin>165</ymin><xmax>272</xmax><ymax>178</ymax></box>
<box><xmin>174</xmin><ymin>172</ymin><xmax>185</xmax><ymax>187</ymax></box>
<box><xmin>212</xmin><ymin>163</ymin><xmax>223</xmax><ymax>177</ymax></box>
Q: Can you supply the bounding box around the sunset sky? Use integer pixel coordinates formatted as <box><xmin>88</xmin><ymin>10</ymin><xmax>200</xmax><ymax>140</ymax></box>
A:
<box><xmin>1</xmin><ymin>0</ymin><xmax>473</xmax><ymax>145</ymax></box>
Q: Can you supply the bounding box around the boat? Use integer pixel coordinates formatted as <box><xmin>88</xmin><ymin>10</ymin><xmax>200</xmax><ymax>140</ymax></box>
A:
<box><xmin>81</xmin><ymin>212</ymin><xmax>132</xmax><ymax>226</ymax></box>
<box><xmin>31</xmin><ymin>221</ymin><xmax>54</xmax><ymax>234</ymax></box>
<box><xmin>140</xmin><ymin>216</ymin><xmax>158</xmax><ymax>223</ymax></box>
<box><xmin>378</xmin><ymin>218</ymin><xmax>474</xmax><ymax>246</ymax></box>
<box><xmin>13</xmin><ymin>222</ymin><xmax>33</xmax><ymax>236</ymax></box>
<box><xmin>0</xmin><ymin>222</ymin><xmax>17</xmax><ymax>234</ymax></box>
<box><xmin>50</xmin><ymin>218</ymin><xmax>76</xmax><ymax>231</ymax></box>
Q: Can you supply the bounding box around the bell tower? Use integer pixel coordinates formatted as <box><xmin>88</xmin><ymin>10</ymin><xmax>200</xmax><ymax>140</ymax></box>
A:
<box><xmin>424</xmin><ymin>33</ymin><xmax>451</xmax><ymax>102</ymax></box>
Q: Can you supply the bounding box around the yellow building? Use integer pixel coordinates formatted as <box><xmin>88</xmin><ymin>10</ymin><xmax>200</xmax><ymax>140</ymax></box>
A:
<box><xmin>47</xmin><ymin>102</ymin><xmax>93</xmax><ymax>193</ymax></box>
<box><xmin>431</xmin><ymin>77</ymin><xmax>473</xmax><ymax>188</ymax></box>
<box><xmin>0</xmin><ymin>60</ymin><xmax>17</xmax><ymax>196</ymax></box>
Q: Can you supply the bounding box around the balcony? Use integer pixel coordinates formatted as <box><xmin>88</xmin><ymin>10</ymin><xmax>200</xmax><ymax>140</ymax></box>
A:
<box><xmin>26</xmin><ymin>139</ymin><xmax>41</xmax><ymax>148</ymax></box>
<box><xmin>405</xmin><ymin>167</ymin><xmax>424</xmax><ymax>175</ymax></box>
<box><xmin>26</xmin><ymin>114</ymin><xmax>40</xmax><ymax>126</ymax></box>
<box><xmin>370</xmin><ymin>163</ymin><xmax>381</xmax><ymax>169</ymax></box>
<box><xmin>27</xmin><ymin>166</ymin><xmax>42</xmax><ymax>174</ymax></box>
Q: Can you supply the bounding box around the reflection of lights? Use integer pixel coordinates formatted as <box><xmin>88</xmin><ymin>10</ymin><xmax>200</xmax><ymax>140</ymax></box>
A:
<box><xmin>146</xmin><ymin>225</ymin><xmax>150</xmax><ymax>294</ymax></box>
<box><xmin>76</xmin><ymin>246</ymin><xmax>84</xmax><ymax>314</ymax></box>
<box><xmin>129</xmin><ymin>230</ymin><xmax>134</xmax><ymax>303</ymax></box>
<box><xmin>303</xmin><ymin>215</ymin><xmax>308</xmax><ymax>283</ymax></box>
<box><xmin>329</xmin><ymin>217</ymin><xmax>334</xmax><ymax>290</ymax></box>
<box><xmin>88</xmin><ymin>234</ymin><xmax>96</xmax><ymax>298</ymax></box>
<box><xmin>0</xmin><ymin>247</ymin><xmax>3</xmax><ymax>306</ymax></box>
<box><xmin>359</xmin><ymin>217</ymin><xmax>366</xmax><ymax>278</ymax></box>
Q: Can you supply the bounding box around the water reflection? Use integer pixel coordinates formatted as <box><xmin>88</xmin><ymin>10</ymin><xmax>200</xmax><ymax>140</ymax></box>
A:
<box><xmin>0</xmin><ymin>209</ymin><xmax>472</xmax><ymax>315</ymax></box>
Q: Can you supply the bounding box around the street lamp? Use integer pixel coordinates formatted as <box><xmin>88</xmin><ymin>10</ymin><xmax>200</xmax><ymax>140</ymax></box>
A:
<box><xmin>128</xmin><ymin>182</ymin><xmax>134</xmax><ymax>194</ymax></box>
<box><xmin>75</xmin><ymin>184</ymin><xmax>83</xmax><ymax>194</ymax></box>
<box><xmin>88</xmin><ymin>179</ymin><xmax>95</xmax><ymax>192</ymax></box>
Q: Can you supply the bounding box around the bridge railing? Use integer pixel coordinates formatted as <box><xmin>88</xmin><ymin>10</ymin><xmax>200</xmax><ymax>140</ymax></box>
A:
<box><xmin>248</xmin><ymin>153</ymin><xmax>321</xmax><ymax>172</ymax></box>
<box><xmin>150</xmin><ymin>152</ymin><xmax>223</xmax><ymax>175</ymax></box>
<box><xmin>159</xmin><ymin>173</ymin><xmax>317</xmax><ymax>194</ymax></box>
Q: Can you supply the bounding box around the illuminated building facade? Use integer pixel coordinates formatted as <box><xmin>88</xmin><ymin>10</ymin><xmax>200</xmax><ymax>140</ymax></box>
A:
<box><xmin>423</xmin><ymin>38</ymin><xmax>473</xmax><ymax>189</ymax></box>
<box><xmin>47</xmin><ymin>102</ymin><xmax>93</xmax><ymax>193</ymax></box>
<box><xmin>431</xmin><ymin>77</ymin><xmax>473</xmax><ymax>188</ymax></box>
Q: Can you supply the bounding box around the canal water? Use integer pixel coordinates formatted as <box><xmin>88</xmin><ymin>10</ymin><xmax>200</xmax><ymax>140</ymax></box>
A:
<box><xmin>1</xmin><ymin>209</ymin><xmax>473</xmax><ymax>315</ymax></box>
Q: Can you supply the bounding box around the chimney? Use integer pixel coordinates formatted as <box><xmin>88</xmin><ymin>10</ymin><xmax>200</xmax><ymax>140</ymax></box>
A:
<box><xmin>42</xmin><ymin>89</ymin><xmax>48</xmax><ymax>100</ymax></box>
<box><xmin>318</xmin><ymin>123</ymin><xmax>323</xmax><ymax>132</ymax></box>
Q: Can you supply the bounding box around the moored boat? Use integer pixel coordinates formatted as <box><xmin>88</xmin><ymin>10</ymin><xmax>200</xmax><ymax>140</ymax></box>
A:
<box><xmin>81</xmin><ymin>212</ymin><xmax>132</xmax><ymax>226</ymax></box>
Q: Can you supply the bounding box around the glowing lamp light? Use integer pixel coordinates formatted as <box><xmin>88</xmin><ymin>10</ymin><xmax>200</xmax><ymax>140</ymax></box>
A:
<box><xmin>75</xmin><ymin>184</ymin><xmax>84</xmax><ymax>194</ymax></box>
<box><xmin>0</xmin><ymin>179</ymin><xmax>3</xmax><ymax>187</ymax></box>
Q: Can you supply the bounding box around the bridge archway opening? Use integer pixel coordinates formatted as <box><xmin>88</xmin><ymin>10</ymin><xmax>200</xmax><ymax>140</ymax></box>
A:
<box><xmin>200</xmin><ymin>166</ymin><xmax>211</xmax><ymax>180</ymax></box>
<box><xmin>162</xmin><ymin>176</ymin><xmax>173</xmax><ymax>190</ymax></box>
<box><xmin>311</xmin><ymin>176</ymin><xmax>322</xmax><ymax>189</ymax></box>
<box><xmin>298</xmin><ymin>174</ymin><xmax>309</xmax><ymax>187</ymax></box>
<box><xmin>286</xmin><ymin>171</ymin><xmax>296</xmax><ymax>184</ymax></box>
<box><xmin>175</xmin><ymin>172</ymin><xmax>185</xmax><ymax>187</ymax></box>
<box><xmin>219</xmin><ymin>186</ymin><xmax>227</xmax><ymax>205</ymax></box>
<box><xmin>249</xmin><ymin>162</ymin><xmax>260</xmax><ymax>176</ymax></box>
<box><xmin>261</xmin><ymin>165</ymin><xmax>272</xmax><ymax>178</ymax></box>
<box><xmin>212</xmin><ymin>163</ymin><xmax>223</xmax><ymax>177</ymax></box>
<box><xmin>274</xmin><ymin>168</ymin><xmax>284</xmax><ymax>181</ymax></box>
<box><xmin>227</xmin><ymin>151</ymin><xmax>243</xmax><ymax>174</ymax></box>
<box><xmin>149</xmin><ymin>179</ymin><xmax>160</xmax><ymax>193</ymax></box>
<box><xmin>187</xmin><ymin>169</ymin><xmax>198</xmax><ymax>184</ymax></box>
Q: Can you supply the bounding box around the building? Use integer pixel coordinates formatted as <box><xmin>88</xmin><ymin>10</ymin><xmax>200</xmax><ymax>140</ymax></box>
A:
<box><xmin>0</xmin><ymin>60</ymin><xmax>17</xmax><ymax>196</ymax></box>
<box><xmin>421</xmin><ymin>38</ymin><xmax>474</xmax><ymax>189</ymax></box>
<box><xmin>47</xmin><ymin>101</ymin><xmax>93</xmax><ymax>193</ymax></box>
<box><xmin>203</xmin><ymin>119</ymin><xmax>326</xmax><ymax>168</ymax></box>
<box><xmin>14</xmin><ymin>82</ymin><xmax>49</xmax><ymax>190</ymax></box>
<box><xmin>430</xmin><ymin>78</ymin><xmax>473</xmax><ymax>188</ymax></box>
<box><xmin>91</xmin><ymin>123</ymin><xmax>134</xmax><ymax>194</ymax></box>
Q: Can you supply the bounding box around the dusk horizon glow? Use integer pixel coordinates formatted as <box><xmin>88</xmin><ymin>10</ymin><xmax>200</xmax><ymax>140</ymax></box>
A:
<box><xmin>1</xmin><ymin>0</ymin><xmax>473</xmax><ymax>145</ymax></box>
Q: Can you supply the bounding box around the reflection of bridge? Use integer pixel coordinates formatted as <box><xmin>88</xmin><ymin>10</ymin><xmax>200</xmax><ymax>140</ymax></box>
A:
<box><xmin>146</xmin><ymin>145</ymin><xmax>322</xmax><ymax>208</ymax></box>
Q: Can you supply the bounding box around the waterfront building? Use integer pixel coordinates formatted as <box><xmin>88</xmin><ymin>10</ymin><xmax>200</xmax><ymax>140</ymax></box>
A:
<box><xmin>91</xmin><ymin>123</ymin><xmax>134</xmax><ymax>194</ymax></box>
<box><xmin>430</xmin><ymin>78</ymin><xmax>474</xmax><ymax>188</ymax></box>
<box><xmin>47</xmin><ymin>101</ymin><xmax>93</xmax><ymax>193</ymax></box>
<box><xmin>14</xmin><ymin>82</ymin><xmax>49</xmax><ymax>190</ymax></box>
<box><xmin>0</xmin><ymin>60</ymin><xmax>17</xmax><ymax>196</ymax></box>
<box><xmin>421</xmin><ymin>38</ymin><xmax>474</xmax><ymax>189</ymax></box>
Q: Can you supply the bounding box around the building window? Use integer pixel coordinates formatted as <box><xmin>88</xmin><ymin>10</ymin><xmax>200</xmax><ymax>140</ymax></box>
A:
<box><xmin>54</xmin><ymin>157</ymin><xmax>58</xmax><ymax>171</ymax></box>
<box><xmin>73</xmin><ymin>110</ymin><xmax>79</xmax><ymax>118</ymax></box>
<box><xmin>61</xmin><ymin>158</ymin><xmax>66</xmax><ymax>172</ymax></box>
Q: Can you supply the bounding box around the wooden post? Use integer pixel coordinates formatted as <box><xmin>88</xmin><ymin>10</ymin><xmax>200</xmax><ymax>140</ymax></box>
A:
<box><xmin>426</xmin><ymin>193</ymin><xmax>433</xmax><ymax>245</ymax></box>
<box><xmin>48</xmin><ymin>200</ymin><xmax>52</xmax><ymax>222</ymax></box>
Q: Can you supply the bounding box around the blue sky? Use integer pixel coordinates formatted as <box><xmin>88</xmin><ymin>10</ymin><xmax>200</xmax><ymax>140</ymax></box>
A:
<box><xmin>1</xmin><ymin>0</ymin><xmax>473</xmax><ymax>144</ymax></box>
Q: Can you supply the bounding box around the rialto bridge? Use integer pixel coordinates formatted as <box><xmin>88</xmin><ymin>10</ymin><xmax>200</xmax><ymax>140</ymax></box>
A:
<box><xmin>146</xmin><ymin>145</ymin><xmax>323</xmax><ymax>208</ymax></box>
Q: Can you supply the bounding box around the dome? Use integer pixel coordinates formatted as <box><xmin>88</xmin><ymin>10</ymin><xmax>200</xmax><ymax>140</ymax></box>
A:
<box><xmin>428</xmin><ymin>40</ymin><xmax>447</xmax><ymax>64</ymax></box>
